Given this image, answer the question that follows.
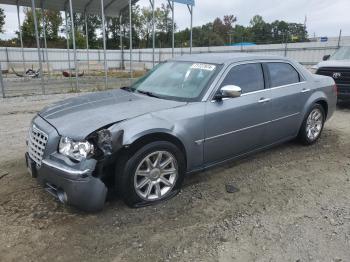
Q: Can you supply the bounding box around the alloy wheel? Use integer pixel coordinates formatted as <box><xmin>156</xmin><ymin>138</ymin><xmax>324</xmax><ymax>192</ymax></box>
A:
<box><xmin>306</xmin><ymin>108</ymin><xmax>324</xmax><ymax>141</ymax></box>
<box><xmin>134</xmin><ymin>151</ymin><xmax>178</xmax><ymax>201</ymax></box>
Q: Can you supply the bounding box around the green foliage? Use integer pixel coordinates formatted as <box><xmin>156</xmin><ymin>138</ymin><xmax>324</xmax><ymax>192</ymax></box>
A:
<box><xmin>19</xmin><ymin>8</ymin><xmax>62</xmax><ymax>47</ymax></box>
<box><xmin>0</xmin><ymin>8</ymin><xmax>5</xmax><ymax>34</ymax></box>
<box><xmin>2</xmin><ymin>5</ymin><xmax>308</xmax><ymax>49</ymax></box>
<box><xmin>176</xmin><ymin>14</ymin><xmax>308</xmax><ymax>46</ymax></box>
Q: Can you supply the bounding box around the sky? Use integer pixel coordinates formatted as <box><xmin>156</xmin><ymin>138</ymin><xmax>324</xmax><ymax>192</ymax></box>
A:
<box><xmin>0</xmin><ymin>0</ymin><xmax>349</xmax><ymax>40</ymax></box>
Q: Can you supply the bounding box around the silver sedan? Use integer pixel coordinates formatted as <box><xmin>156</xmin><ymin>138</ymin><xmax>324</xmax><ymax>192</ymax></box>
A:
<box><xmin>26</xmin><ymin>53</ymin><xmax>337</xmax><ymax>211</ymax></box>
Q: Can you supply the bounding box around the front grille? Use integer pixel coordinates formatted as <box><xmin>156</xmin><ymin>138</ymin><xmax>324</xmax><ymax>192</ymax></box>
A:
<box><xmin>316</xmin><ymin>67</ymin><xmax>350</xmax><ymax>86</ymax></box>
<box><xmin>28</xmin><ymin>125</ymin><xmax>48</xmax><ymax>166</ymax></box>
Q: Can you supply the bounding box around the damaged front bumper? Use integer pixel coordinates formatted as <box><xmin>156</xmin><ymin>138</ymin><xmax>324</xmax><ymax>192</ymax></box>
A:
<box><xmin>26</xmin><ymin>152</ymin><xmax>107</xmax><ymax>212</ymax></box>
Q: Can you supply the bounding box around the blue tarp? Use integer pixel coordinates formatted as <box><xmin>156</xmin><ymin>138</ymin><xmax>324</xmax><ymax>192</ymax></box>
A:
<box><xmin>173</xmin><ymin>0</ymin><xmax>195</xmax><ymax>6</ymax></box>
<box><xmin>228</xmin><ymin>42</ymin><xmax>257</xmax><ymax>46</ymax></box>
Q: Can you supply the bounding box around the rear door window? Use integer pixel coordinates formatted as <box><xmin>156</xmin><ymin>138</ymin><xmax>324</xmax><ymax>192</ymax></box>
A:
<box><xmin>220</xmin><ymin>63</ymin><xmax>265</xmax><ymax>94</ymax></box>
<box><xmin>266</xmin><ymin>62</ymin><xmax>300</xmax><ymax>87</ymax></box>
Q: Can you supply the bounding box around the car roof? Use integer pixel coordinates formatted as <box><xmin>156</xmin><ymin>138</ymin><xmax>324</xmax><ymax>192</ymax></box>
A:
<box><xmin>173</xmin><ymin>52</ymin><xmax>289</xmax><ymax>65</ymax></box>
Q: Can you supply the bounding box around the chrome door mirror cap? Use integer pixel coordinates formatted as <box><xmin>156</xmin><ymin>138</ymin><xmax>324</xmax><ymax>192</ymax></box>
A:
<box><xmin>218</xmin><ymin>85</ymin><xmax>242</xmax><ymax>99</ymax></box>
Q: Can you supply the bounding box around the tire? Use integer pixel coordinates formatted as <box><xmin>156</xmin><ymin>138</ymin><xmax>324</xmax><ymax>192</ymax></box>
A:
<box><xmin>298</xmin><ymin>104</ymin><xmax>325</xmax><ymax>145</ymax></box>
<box><xmin>115</xmin><ymin>141</ymin><xmax>186</xmax><ymax>207</ymax></box>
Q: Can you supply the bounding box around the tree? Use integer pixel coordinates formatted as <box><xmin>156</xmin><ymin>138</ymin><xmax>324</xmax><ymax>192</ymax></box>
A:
<box><xmin>0</xmin><ymin>8</ymin><xmax>5</xmax><ymax>34</ymax></box>
<box><xmin>19</xmin><ymin>8</ymin><xmax>63</xmax><ymax>47</ymax></box>
<box><xmin>249</xmin><ymin>15</ymin><xmax>272</xmax><ymax>43</ymax></box>
<box><xmin>21</xmin><ymin>8</ymin><xmax>43</xmax><ymax>45</ymax></box>
<box><xmin>7</xmin><ymin>7</ymin><xmax>309</xmax><ymax>49</ymax></box>
<box><xmin>138</xmin><ymin>7</ymin><xmax>153</xmax><ymax>48</ymax></box>
<box><xmin>44</xmin><ymin>10</ymin><xmax>62</xmax><ymax>40</ymax></box>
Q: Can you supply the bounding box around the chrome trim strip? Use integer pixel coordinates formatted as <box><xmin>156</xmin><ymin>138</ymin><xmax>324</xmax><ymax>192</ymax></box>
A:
<box><xmin>205</xmin><ymin>58</ymin><xmax>308</xmax><ymax>102</ymax></box>
<box><xmin>210</xmin><ymin>82</ymin><xmax>307</xmax><ymax>103</ymax></box>
<box><xmin>205</xmin><ymin>112</ymin><xmax>300</xmax><ymax>141</ymax></box>
<box><xmin>194</xmin><ymin>139</ymin><xmax>204</xmax><ymax>145</ymax></box>
<box><xmin>242</xmin><ymin>81</ymin><xmax>307</xmax><ymax>96</ymax></box>
<box><xmin>42</xmin><ymin>159</ymin><xmax>90</xmax><ymax>176</ymax></box>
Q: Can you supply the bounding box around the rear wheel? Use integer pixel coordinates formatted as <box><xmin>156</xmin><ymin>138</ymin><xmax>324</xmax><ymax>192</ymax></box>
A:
<box><xmin>115</xmin><ymin>141</ymin><xmax>186</xmax><ymax>207</ymax></box>
<box><xmin>299</xmin><ymin>104</ymin><xmax>325</xmax><ymax>145</ymax></box>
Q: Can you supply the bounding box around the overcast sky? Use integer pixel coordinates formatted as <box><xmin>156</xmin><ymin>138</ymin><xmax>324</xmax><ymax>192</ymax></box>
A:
<box><xmin>0</xmin><ymin>0</ymin><xmax>349</xmax><ymax>40</ymax></box>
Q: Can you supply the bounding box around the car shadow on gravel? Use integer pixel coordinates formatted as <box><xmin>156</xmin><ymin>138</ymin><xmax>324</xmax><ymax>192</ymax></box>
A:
<box><xmin>182</xmin><ymin>128</ymin><xmax>341</xmax><ymax>192</ymax></box>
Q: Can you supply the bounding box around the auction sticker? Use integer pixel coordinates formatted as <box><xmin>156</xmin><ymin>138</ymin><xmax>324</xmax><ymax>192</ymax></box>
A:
<box><xmin>191</xmin><ymin>63</ymin><xmax>216</xmax><ymax>71</ymax></box>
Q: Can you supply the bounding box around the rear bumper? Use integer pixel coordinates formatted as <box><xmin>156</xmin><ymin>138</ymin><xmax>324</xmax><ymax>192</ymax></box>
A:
<box><xmin>26</xmin><ymin>153</ymin><xmax>107</xmax><ymax>212</ymax></box>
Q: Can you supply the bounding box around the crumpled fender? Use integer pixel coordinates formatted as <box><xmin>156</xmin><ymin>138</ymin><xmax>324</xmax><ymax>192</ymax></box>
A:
<box><xmin>95</xmin><ymin>103</ymin><xmax>206</xmax><ymax>172</ymax></box>
<box><xmin>109</xmin><ymin>113</ymin><xmax>188</xmax><ymax>148</ymax></box>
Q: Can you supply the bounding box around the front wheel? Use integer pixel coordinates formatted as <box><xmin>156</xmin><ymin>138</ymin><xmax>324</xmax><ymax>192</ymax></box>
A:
<box><xmin>298</xmin><ymin>104</ymin><xmax>325</xmax><ymax>145</ymax></box>
<box><xmin>115</xmin><ymin>141</ymin><xmax>186</xmax><ymax>207</ymax></box>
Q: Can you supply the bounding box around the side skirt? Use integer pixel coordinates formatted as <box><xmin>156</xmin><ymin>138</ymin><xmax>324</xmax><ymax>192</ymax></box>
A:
<box><xmin>186</xmin><ymin>135</ymin><xmax>296</xmax><ymax>175</ymax></box>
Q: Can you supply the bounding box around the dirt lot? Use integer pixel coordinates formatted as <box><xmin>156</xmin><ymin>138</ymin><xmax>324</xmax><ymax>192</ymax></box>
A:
<box><xmin>0</xmin><ymin>93</ymin><xmax>350</xmax><ymax>262</ymax></box>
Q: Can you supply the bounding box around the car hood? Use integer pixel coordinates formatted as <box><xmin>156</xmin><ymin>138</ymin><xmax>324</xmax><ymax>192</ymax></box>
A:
<box><xmin>39</xmin><ymin>89</ymin><xmax>186</xmax><ymax>139</ymax></box>
<box><xmin>316</xmin><ymin>60</ymin><xmax>350</xmax><ymax>68</ymax></box>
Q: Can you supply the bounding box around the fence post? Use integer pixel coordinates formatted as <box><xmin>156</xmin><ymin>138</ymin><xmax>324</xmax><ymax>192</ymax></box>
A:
<box><xmin>337</xmin><ymin>29</ymin><xmax>342</xmax><ymax>48</ymax></box>
<box><xmin>284</xmin><ymin>42</ymin><xmax>288</xmax><ymax>57</ymax></box>
<box><xmin>5</xmin><ymin>47</ymin><xmax>9</xmax><ymax>66</ymax></box>
<box><xmin>0</xmin><ymin>61</ymin><xmax>5</xmax><ymax>98</ymax></box>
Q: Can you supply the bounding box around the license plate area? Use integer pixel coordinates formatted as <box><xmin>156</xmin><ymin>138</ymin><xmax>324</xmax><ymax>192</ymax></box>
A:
<box><xmin>25</xmin><ymin>154</ymin><xmax>37</xmax><ymax>178</ymax></box>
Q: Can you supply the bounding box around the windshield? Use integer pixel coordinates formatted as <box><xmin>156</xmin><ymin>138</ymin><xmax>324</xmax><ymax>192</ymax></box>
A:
<box><xmin>330</xmin><ymin>47</ymin><xmax>350</xmax><ymax>60</ymax></box>
<box><xmin>130</xmin><ymin>61</ymin><xmax>219</xmax><ymax>101</ymax></box>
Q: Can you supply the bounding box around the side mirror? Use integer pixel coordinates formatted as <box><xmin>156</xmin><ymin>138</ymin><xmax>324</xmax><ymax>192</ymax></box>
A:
<box><xmin>323</xmin><ymin>55</ymin><xmax>330</xmax><ymax>61</ymax></box>
<box><xmin>215</xmin><ymin>85</ymin><xmax>242</xmax><ymax>100</ymax></box>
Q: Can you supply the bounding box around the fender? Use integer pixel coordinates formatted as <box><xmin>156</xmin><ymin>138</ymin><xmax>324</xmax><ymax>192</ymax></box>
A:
<box><xmin>106</xmin><ymin>111</ymin><xmax>204</xmax><ymax>171</ymax></box>
<box><xmin>299</xmin><ymin>90</ymin><xmax>328</xmax><ymax>128</ymax></box>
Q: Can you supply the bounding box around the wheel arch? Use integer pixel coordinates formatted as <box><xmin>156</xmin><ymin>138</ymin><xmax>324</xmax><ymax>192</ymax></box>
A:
<box><xmin>123</xmin><ymin>132</ymin><xmax>187</xmax><ymax>164</ymax></box>
<box><xmin>315</xmin><ymin>99</ymin><xmax>328</xmax><ymax>119</ymax></box>
<box><xmin>302</xmin><ymin>91</ymin><xmax>329</xmax><ymax>120</ymax></box>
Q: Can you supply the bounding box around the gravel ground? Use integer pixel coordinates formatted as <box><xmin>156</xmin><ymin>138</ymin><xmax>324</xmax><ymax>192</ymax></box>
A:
<box><xmin>0</xmin><ymin>93</ymin><xmax>350</xmax><ymax>262</ymax></box>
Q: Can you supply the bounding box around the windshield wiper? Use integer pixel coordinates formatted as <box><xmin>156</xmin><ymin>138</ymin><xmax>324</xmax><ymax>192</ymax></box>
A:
<box><xmin>136</xmin><ymin>90</ymin><xmax>160</xmax><ymax>98</ymax></box>
<box><xmin>121</xmin><ymin>86</ymin><xmax>135</xmax><ymax>92</ymax></box>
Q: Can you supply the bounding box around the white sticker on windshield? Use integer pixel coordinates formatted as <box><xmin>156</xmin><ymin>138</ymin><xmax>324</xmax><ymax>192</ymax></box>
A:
<box><xmin>190</xmin><ymin>63</ymin><xmax>216</xmax><ymax>71</ymax></box>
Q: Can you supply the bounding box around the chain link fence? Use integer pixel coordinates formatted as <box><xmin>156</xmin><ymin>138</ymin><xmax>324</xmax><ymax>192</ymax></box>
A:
<box><xmin>1</xmin><ymin>35</ymin><xmax>349</xmax><ymax>98</ymax></box>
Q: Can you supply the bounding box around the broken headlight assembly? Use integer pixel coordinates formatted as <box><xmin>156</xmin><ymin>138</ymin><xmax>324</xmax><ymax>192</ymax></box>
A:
<box><xmin>59</xmin><ymin>137</ymin><xmax>94</xmax><ymax>162</ymax></box>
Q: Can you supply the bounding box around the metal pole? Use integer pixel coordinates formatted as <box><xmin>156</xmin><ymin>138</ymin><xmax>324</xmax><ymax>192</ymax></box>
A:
<box><xmin>69</xmin><ymin>0</ymin><xmax>79</xmax><ymax>91</ymax></box>
<box><xmin>100</xmin><ymin>0</ymin><xmax>108</xmax><ymax>89</ymax></box>
<box><xmin>170</xmin><ymin>0</ymin><xmax>174</xmax><ymax>57</ymax></box>
<box><xmin>150</xmin><ymin>0</ymin><xmax>155</xmax><ymax>67</ymax></box>
<box><xmin>119</xmin><ymin>14</ymin><xmax>124</xmax><ymax>69</ymax></box>
<box><xmin>284</xmin><ymin>33</ymin><xmax>288</xmax><ymax>57</ymax></box>
<box><xmin>0</xmin><ymin>62</ymin><xmax>5</xmax><ymax>98</ymax></box>
<box><xmin>16</xmin><ymin>1</ymin><xmax>25</xmax><ymax>74</ymax></box>
<box><xmin>120</xmin><ymin>15</ymin><xmax>124</xmax><ymax>70</ymax></box>
<box><xmin>31</xmin><ymin>0</ymin><xmax>45</xmax><ymax>94</ymax></box>
<box><xmin>188</xmin><ymin>4</ymin><xmax>193</xmax><ymax>54</ymax></box>
<box><xmin>41</xmin><ymin>1</ymin><xmax>50</xmax><ymax>78</ymax></box>
<box><xmin>129</xmin><ymin>0</ymin><xmax>133</xmax><ymax>79</ymax></box>
<box><xmin>337</xmin><ymin>29</ymin><xmax>342</xmax><ymax>48</ymax></box>
<box><xmin>65</xmin><ymin>11</ymin><xmax>72</xmax><ymax>89</ymax></box>
<box><xmin>84</xmin><ymin>13</ymin><xmax>90</xmax><ymax>75</ymax></box>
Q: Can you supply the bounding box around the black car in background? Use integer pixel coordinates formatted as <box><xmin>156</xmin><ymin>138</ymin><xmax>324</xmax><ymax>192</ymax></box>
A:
<box><xmin>313</xmin><ymin>47</ymin><xmax>350</xmax><ymax>103</ymax></box>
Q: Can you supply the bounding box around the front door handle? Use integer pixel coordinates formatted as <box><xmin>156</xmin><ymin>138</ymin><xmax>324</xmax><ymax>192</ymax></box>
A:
<box><xmin>301</xmin><ymin>88</ymin><xmax>311</xmax><ymax>93</ymax></box>
<box><xmin>258</xmin><ymin>97</ymin><xmax>271</xmax><ymax>103</ymax></box>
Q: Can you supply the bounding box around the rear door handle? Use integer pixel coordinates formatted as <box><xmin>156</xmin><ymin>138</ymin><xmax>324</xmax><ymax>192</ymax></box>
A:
<box><xmin>258</xmin><ymin>98</ymin><xmax>271</xmax><ymax>103</ymax></box>
<box><xmin>301</xmin><ymin>88</ymin><xmax>311</xmax><ymax>93</ymax></box>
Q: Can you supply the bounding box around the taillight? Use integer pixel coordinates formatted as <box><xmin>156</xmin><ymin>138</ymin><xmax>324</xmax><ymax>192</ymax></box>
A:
<box><xmin>333</xmin><ymin>84</ymin><xmax>338</xmax><ymax>96</ymax></box>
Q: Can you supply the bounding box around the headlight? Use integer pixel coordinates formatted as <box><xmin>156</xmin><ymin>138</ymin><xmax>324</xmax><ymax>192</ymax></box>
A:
<box><xmin>310</xmin><ymin>66</ymin><xmax>318</xmax><ymax>74</ymax></box>
<box><xmin>59</xmin><ymin>137</ymin><xmax>94</xmax><ymax>161</ymax></box>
